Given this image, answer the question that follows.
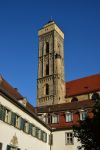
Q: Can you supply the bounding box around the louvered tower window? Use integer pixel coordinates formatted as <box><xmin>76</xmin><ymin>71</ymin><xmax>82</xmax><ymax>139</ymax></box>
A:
<box><xmin>46</xmin><ymin>42</ymin><xmax>49</xmax><ymax>54</ymax></box>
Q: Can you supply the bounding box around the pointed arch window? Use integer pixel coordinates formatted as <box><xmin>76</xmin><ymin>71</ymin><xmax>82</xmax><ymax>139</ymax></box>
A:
<box><xmin>46</xmin><ymin>64</ymin><xmax>49</xmax><ymax>75</ymax></box>
<box><xmin>46</xmin><ymin>42</ymin><xmax>49</xmax><ymax>54</ymax></box>
<box><xmin>44</xmin><ymin>84</ymin><xmax>49</xmax><ymax>95</ymax></box>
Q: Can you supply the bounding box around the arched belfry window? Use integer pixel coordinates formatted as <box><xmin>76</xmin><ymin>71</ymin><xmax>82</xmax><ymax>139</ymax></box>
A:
<box><xmin>45</xmin><ymin>84</ymin><xmax>49</xmax><ymax>95</ymax></box>
<box><xmin>46</xmin><ymin>64</ymin><xmax>49</xmax><ymax>75</ymax></box>
<box><xmin>46</xmin><ymin>42</ymin><xmax>49</xmax><ymax>54</ymax></box>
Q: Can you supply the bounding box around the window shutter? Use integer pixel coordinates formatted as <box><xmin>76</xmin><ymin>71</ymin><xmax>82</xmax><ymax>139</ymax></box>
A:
<box><xmin>44</xmin><ymin>132</ymin><xmax>47</xmax><ymax>142</ymax></box>
<box><xmin>0</xmin><ymin>105</ymin><xmax>6</xmax><ymax>121</ymax></box>
<box><xmin>29</xmin><ymin>123</ymin><xmax>32</xmax><ymax>135</ymax></box>
<box><xmin>11</xmin><ymin>112</ymin><xmax>16</xmax><ymax>126</ymax></box>
<box><xmin>45</xmin><ymin>133</ymin><xmax>47</xmax><ymax>142</ymax></box>
<box><xmin>36</xmin><ymin>127</ymin><xmax>39</xmax><ymax>138</ymax></box>
<box><xmin>6</xmin><ymin>145</ymin><xmax>11</xmax><ymax>150</ymax></box>
<box><xmin>49</xmin><ymin>134</ymin><xmax>53</xmax><ymax>145</ymax></box>
<box><xmin>41</xmin><ymin>131</ymin><xmax>43</xmax><ymax>141</ymax></box>
<box><xmin>32</xmin><ymin>126</ymin><xmax>36</xmax><ymax>137</ymax></box>
<box><xmin>0</xmin><ymin>142</ymin><xmax>2</xmax><ymax>150</ymax></box>
<box><xmin>36</xmin><ymin>128</ymin><xmax>39</xmax><ymax>138</ymax></box>
<box><xmin>20</xmin><ymin>118</ymin><xmax>25</xmax><ymax>131</ymax></box>
<box><xmin>2</xmin><ymin>107</ymin><xmax>6</xmax><ymax>121</ymax></box>
<box><xmin>8</xmin><ymin>111</ymin><xmax>12</xmax><ymax>124</ymax></box>
<box><xmin>38</xmin><ymin>129</ymin><xmax>42</xmax><ymax>140</ymax></box>
<box><xmin>0</xmin><ymin>105</ymin><xmax>4</xmax><ymax>120</ymax></box>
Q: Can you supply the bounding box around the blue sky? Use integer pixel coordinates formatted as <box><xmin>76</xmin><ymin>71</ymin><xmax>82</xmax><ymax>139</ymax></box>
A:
<box><xmin>0</xmin><ymin>0</ymin><xmax>100</xmax><ymax>106</ymax></box>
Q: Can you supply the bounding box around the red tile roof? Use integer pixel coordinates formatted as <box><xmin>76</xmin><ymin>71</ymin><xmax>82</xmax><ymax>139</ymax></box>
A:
<box><xmin>26</xmin><ymin>101</ymin><xmax>35</xmax><ymax>113</ymax></box>
<box><xmin>0</xmin><ymin>75</ymin><xmax>23</xmax><ymax>100</ymax></box>
<box><xmin>65</xmin><ymin>74</ymin><xmax>100</xmax><ymax>97</ymax></box>
<box><xmin>35</xmin><ymin>99</ymin><xmax>95</xmax><ymax>113</ymax></box>
<box><xmin>36</xmin><ymin>100</ymin><xmax>95</xmax><ymax>129</ymax></box>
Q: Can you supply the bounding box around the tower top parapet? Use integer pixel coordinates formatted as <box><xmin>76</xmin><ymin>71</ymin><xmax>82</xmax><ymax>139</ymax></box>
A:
<box><xmin>38</xmin><ymin>20</ymin><xmax>64</xmax><ymax>39</ymax></box>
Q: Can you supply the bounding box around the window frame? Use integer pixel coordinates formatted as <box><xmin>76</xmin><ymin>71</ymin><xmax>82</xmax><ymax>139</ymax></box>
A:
<box><xmin>4</xmin><ymin>108</ymin><xmax>11</xmax><ymax>124</ymax></box>
<box><xmin>32</xmin><ymin>125</ymin><xmax>37</xmax><ymax>137</ymax></box>
<box><xmin>51</xmin><ymin>114</ymin><xmax>59</xmax><ymax>124</ymax></box>
<box><xmin>80</xmin><ymin>110</ymin><xmax>87</xmax><ymax>121</ymax></box>
<box><xmin>6</xmin><ymin>145</ymin><xmax>20</xmax><ymax>150</ymax></box>
<box><xmin>65</xmin><ymin>132</ymin><xmax>74</xmax><ymax>145</ymax></box>
<box><xmin>65</xmin><ymin>112</ymin><xmax>73</xmax><ymax>122</ymax></box>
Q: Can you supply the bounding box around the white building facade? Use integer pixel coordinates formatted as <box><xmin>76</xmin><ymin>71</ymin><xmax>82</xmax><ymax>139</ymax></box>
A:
<box><xmin>0</xmin><ymin>87</ymin><xmax>51</xmax><ymax>150</ymax></box>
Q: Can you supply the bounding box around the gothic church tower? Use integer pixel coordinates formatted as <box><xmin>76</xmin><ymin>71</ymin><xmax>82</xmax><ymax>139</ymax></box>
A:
<box><xmin>37</xmin><ymin>20</ymin><xmax>65</xmax><ymax>106</ymax></box>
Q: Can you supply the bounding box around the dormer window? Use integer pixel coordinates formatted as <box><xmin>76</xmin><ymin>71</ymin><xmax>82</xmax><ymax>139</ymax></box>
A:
<box><xmin>51</xmin><ymin>114</ymin><xmax>59</xmax><ymax>124</ymax></box>
<box><xmin>65</xmin><ymin>112</ymin><xmax>73</xmax><ymax>122</ymax></box>
<box><xmin>80</xmin><ymin>110</ymin><xmax>87</xmax><ymax>121</ymax></box>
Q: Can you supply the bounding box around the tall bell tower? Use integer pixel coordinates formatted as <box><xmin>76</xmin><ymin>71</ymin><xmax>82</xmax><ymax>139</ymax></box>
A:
<box><xmin>37</xmin><ymin>20</ymin><xmax>65</xmax><ymax>106</ymax></box>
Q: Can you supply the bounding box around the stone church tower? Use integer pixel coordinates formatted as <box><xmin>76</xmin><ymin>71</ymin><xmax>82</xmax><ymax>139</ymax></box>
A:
<box><xmin>37</xmin><ymin>20</ymin><xmax>65</xmax><ymax>106</ymax></box>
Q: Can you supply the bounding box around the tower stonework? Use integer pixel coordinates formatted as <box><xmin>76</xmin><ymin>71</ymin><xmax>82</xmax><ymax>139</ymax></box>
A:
<box><xmin>37</xmin><ymin>21</ymin><xmax>65</xmax><ymax>106</ymax></box>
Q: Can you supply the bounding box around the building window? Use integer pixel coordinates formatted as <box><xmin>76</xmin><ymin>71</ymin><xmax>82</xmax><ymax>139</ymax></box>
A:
<box><xmin>11</xmin><ymin>113</ymin><xmax>21</xmax><ymax>129</ymax></box>
<box><xmin>46</xmin><ymin>42</ymin><xmax>49</xmax><ymax>54</ymax></box>
<box><xmin>37</xmin><ymin>128</ymin><xmax>42</xmax><ymax>139</ymax></box>
<box><xmin>46</xmin><ymin>114</ymin><xmax>51</xmax><ymax>124</ymax></box>
<box><xmin>32</xmin><ymin>126</ymin><xmax>37</xmax><ymax>137</ymax></box>
<box><xmin>15</xmin><ymin>115</ymin><xmax>20</xmax><ymax>129</ymax></box>
<box><xmin>46</xmin><ymin>64</ymin><xmax>49</xmax><ymax>75</ymax></box>
<box><xmin>11</xmin><ymin>112</ymin><xmax>16</xmax><ymax>127</ymax></box>
<box><xmin>0</xmin><ymin>143</ymin><xmax>2</xmax><ymax>150</ymax></box>
<box><xmin>24</xmin><ymin>121</ymin><xmax>29</xmax><ymax>133</ymax></box>
<box><xmin>80</xmin><ymin>110</ymin><xmax>87</xmax><ymax>121</ymax></box>
<box><xmin>65</xmin><ymin>132</ymin><xmax>74</xmax><ymax>145</ymax></box>
<box><xmin>42</xmin><ymin>115</ymin><xmax>48</xmax><ymax>124</ymax></box>
<box><xmin>42</xmin><ymin>132</ymin><xmax>47</xmax><ymax>142</ymax></box>
<box><xmin>65</xmin><ymin>112</ymin><xmax>73</xmax><ymax>122</ymax></box>
<box><xmin>51</xmin><ymin>114</ymin><xmax>59</xmax><ymax>123</ymax></box>
<box><xmin>20</xmin><ymin>118</ymin><xmax>25</xmax><ymax>131</ymax></box>
<box><xmin>44</xmin><ymin>84</ymin><xmax>49</xmax><ymax>95</ymax></box>
<box><xmin>6</xmin><ymin>145</ymin><xmax>20</xmax><ymax>150</ymax></box>
<box><xmin>5</xmin><ymin>109</ymin><xmax>11</xmax><ymax>124</ymax></box>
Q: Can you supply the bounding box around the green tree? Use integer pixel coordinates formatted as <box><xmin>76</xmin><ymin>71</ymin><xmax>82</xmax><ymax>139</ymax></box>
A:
<box><xmin>73</xmin><ymin>100</ymin><xmax>100</xmax><ymax>150</ymax></box>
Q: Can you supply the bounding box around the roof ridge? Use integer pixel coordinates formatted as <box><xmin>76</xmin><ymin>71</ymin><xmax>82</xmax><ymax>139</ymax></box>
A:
<box><xmin>0</xmin><ymin>75</ymin><xmax>23</xmax><ymax>100</ymax></box>
<box><xmin>66</xmin><ymin>73</ymin><xmax>100</xmax><ymax>84</ymax></box>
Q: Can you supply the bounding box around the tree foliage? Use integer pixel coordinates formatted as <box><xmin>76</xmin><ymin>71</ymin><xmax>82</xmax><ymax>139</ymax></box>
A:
<box><xmin>73</xmin><ymin>100</ymin><xmax>100</xmax><ymax>150</ymax></box>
